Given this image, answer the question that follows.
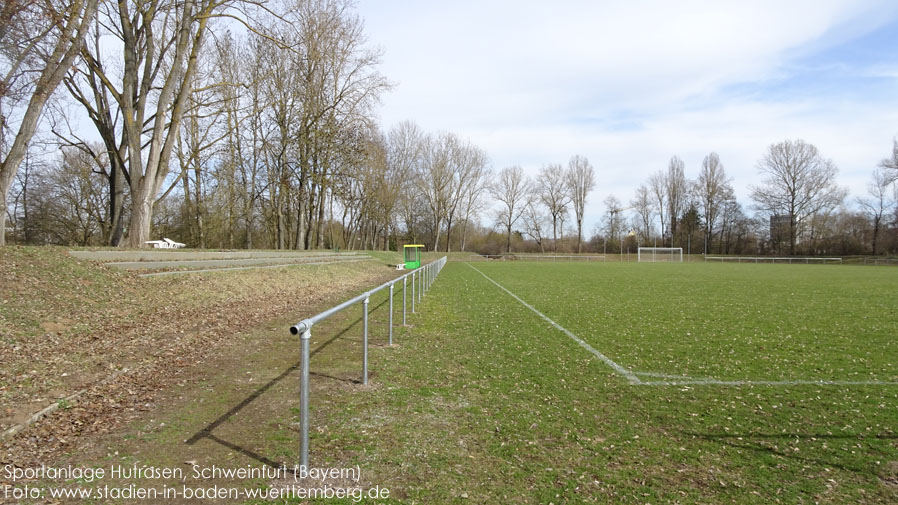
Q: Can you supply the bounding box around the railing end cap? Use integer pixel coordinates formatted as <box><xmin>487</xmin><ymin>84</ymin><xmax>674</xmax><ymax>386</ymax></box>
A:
<box><xmin>291</xmin><ymin>321</ymin><xmax>312</xmax><ymax>337</ymax></box>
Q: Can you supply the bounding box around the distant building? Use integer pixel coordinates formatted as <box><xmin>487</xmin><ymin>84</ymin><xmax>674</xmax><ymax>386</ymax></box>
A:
<box><xmin>769</xmin><ymin>214</ymin><xmax>792</xmax><ymax>246</ymax></box>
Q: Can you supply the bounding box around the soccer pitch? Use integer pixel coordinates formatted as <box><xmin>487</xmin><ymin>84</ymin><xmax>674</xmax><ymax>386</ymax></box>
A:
<box><xmin>306</xmin><ymin>260</ymin><xmax>898</xmax><ymax>503</ymax></box>
<box><xmin>465</xmin><ymin>261</ymin><xmax>898</xmax><ymax>386</ymax></box>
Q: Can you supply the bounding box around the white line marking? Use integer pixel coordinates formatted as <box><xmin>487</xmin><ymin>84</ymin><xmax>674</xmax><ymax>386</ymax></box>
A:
<box><xmin>634</xmin><ymin>371</ymin><xmax>716</xmax><ymax>380</ymax></box>
<box><xmin>465</xmin><ymin>263</ymin><xmax>641</xmax><ymax>384</ymax></box>
<box><xmin>634</xmin><ymin>370</ymin><xmax>898</xmax><ymax>386</ymax></box>
<box><xmin>639</xmin><ymin>378</ymin><xmax>898</xmax><ymax>386</ymax></box>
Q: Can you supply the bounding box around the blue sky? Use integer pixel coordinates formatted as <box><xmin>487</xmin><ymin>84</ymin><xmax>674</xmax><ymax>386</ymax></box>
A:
<box><xmin>356</xmin><ymin>0</ymin><xmax>898</xmax><ymax>230</ymax></box>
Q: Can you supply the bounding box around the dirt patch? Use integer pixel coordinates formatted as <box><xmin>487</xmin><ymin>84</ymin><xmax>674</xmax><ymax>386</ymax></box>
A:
<box><xmin>881</xmin><ymin>461</ymin><xmax>898</xmax><ymax>490</ymax></box>
<box><xmin>38</xmin><ymin>321</ymin><xmax>71</xmax><ymax>334</ymax></box>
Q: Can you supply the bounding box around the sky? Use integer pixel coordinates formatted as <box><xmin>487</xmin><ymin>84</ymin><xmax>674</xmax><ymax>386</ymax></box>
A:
<box><xmin>356</xmin><ymin>0</ymin><xmax>898</xmax><ymax>230</ymax></box>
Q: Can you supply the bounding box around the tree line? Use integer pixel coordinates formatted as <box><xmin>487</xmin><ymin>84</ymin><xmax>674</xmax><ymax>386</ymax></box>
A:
<box><xmin>588</xmin><ymin>139</ymin><xmax>898</xmax><ymax>257</ymax></box>
<box><xmin>2</xmin><ymin>1</ymin><xmax>897</xmax><ymax>256</ymax></box>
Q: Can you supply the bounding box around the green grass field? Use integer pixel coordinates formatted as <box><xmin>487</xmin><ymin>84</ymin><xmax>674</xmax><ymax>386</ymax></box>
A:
<box><xmin>285</xmin><ymin>261</ymin><xmax>898</xmax><ymax>504</ymax></box>
<box><xmin>47</xmin><ymin>257</ymin><xmax>895</xmax><ymax>503</ymax></box>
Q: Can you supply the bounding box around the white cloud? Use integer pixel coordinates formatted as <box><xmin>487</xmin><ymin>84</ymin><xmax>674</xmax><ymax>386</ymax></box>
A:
<box><xmin>357</xmin><ymin>0</ymin><xmax>898</xmax><ymax>229</ymax></box>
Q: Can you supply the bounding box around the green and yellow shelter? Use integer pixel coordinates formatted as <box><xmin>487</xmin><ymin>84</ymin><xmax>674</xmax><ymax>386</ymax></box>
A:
<box><xmin>403</xmin><ymin>244</ymin><xmax>424</xmax><ymax>269</ymax></box>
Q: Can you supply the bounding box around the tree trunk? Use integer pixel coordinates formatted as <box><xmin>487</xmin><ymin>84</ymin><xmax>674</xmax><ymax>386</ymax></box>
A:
<box><xmin>182</xmin><ymin>165</ymin><xmax>193</xmax><ymax>243</ymax></box>
<box><xmin>506</xmin><ymin>223</ymin><xmax>512</xmax><ymax>253</ymax></box>
<box><xmin>276</xmin><ymin>185</ymin><xmax>286</xmax><ymax>250</ymax></box>
<box><xmin>295</xmin><ymin>194</ymin><xmax>307</xmax><ymax>250</ymax></box>
<box><xmin>433</xmin><ymin>218</ymin><xmax>442</xmax><ymax>252</ymax></box>
<box><xmin>194</xmin><ymin>168</ymin><xmax>205</xmax><ymax>249</ymax></box>
<box><xmin>789</xmin><ymin>214</ymin><xmax>797</xmax><ymax>256</ymax></box>
<box><xmin>872</xmin><ymin>216</ymin><xmax>880</xmax><ymax>255</ymax></box>
<box><xmin>128</xmin><ymin>187</ymin><xmax>155</xmax><ymax>247</ymax></box>
<box><xmin>0</xmin><ymin>174</ymin><xmax>12</xmax><ymax>245</ymax></box>
<box><xmin>552</xmin><ymin>219</ymin><xmax>558</xmax><ymax>253</ymax></box>
<box><xmin>313</xmin><ymin>184</ymin><xmax>326</xmax><ymax>249</ymax></box>
<box><xmin>244</xmin><ymin>194</ymin><xmax>254</xmax><ymax>249</ymax></box>
<box><xmin>445</xmin><ymin>216</ymin><xmax>453</xmax><ymax>252</ymax></box>
<box><xmin>107</xmin><ymin>159</ymin><xmax>125</xmax><ymax>246</ymax></box>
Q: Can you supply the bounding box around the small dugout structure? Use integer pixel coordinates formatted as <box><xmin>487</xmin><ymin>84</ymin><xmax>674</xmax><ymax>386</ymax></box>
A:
<box><xmin>403</xmin><ymin>244</ymin><xmax>424</xmax><ymax>270</ymax></box>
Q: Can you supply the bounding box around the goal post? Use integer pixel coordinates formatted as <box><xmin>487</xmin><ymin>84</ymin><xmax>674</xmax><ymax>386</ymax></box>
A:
<box><xmin>637</xmin><ymin>247</ymin><xmax>683</xmax><ymax>262</ymax></box>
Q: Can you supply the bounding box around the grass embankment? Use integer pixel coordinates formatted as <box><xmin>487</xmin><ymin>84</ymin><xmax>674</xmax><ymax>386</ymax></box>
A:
<box><xmin>0</xmin><ymin>246</ymin><xmax>394</xmax><ymax>464</ymax></box>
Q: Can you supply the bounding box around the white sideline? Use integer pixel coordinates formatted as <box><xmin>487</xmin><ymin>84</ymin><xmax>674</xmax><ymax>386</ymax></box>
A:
<box><xmin>640</xmin><ymin>379</ymin><xmax>898</xmax><ymax>386</ymax></box>
<box><xmin>465</xmin><ymin>262</ymin><xmax>642</xmax><ymax>384</ymax></box>
<box><xmin>636</xmin><ymin>376</ymin><xmax>898</xmax><ymax>387</ymax></box>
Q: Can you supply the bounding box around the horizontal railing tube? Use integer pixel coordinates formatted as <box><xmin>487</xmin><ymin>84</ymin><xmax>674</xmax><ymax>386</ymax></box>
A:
<box><xmin>290</xmin><ymin>256</ymin><xmax>448</xmax><ymax>467</ymax></box>
<box><xmin>291</xmin><ymin>259</ymin><xmax>443</xmax><ymax>335</ymax></box>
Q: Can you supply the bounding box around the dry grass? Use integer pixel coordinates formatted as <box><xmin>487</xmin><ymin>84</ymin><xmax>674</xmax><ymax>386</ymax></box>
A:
<box><xmin>0</xmin><ymin>246</ymin><xmax>394</xmax><ymax>462</ymax></box>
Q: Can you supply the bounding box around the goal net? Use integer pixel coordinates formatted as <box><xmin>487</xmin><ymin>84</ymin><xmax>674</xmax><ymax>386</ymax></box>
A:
<box><xmin>637</xmin><ymin>247</ymin><xmax>683</xmax><ymax>262</ymax></box>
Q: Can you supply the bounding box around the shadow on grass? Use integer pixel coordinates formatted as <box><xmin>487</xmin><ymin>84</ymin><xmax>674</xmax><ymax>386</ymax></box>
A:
<box><xmin>685</xmin><ymin>431</ymin><xmax>898</xmax><ymax>476</ymax></box>
<box><xmin>184</xmin><ymin>296</ymin><xmax>392</xmax><ymax>469</ymax></box>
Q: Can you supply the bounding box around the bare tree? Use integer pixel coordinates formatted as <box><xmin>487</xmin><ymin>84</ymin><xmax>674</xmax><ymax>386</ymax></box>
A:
<box><xmin>648</xmin><ymin>171</ymin><xmax>667</xmax><ymax>245</ymax></box>
<box><xmin>880</xmin><ymin>137</ymin><xmax>898</xmax><ymax>185</ymax></box>
<box><xmin>664</xmin><ymin>155</ymin><xmax>687</xmax><ymax>247</ymax></box>
<box><xmin>0</xmin><ymin>0</ymin><xmax>98</xmax><ymax>245</ymax></box>
<box><xmin>565</xmin><ymin>154</ymin><xmax>595</xmax><ymax>253</ymax></box>
<box><xmin>602</xmin><ymin>195</ymin><xmax>625</xmax><ymax>251</ymax></box>
<box><xmin>458</xmin><ymin>155</ymin><xmax>491</xmax><ymax>252</ymax></box>
<box><xmin>213</xmin><ymin>31</ymin><xmax>263</xmax><ymax>249</ymax></box>
<box><xmin>49</xmin><ymin>146</ymin><xmax>109</xmax><ymax>244</ymax></box>
<box><xmin>858</xmin><ymin>168</ymin><xmax>895</xmax><ymax>255</ymax></box>
<box><xmin>522</xmin><ymin>201</ymin><xmax>549</xmax><ymax>253</ymax></box>
<box><xmin>173</xmin><ymin>74</ymin><xmax>223</xmax><ymax>249</ymax></box>
<box><xmin>696</xmin><ymin>152</ymin><xmax>733</xmax><ymax>254</ymax></box>
<box><xmin>718</xmin><ymin>198</ymin><xmax>745</xmax><ymax>254</ymax></box>
<box><xmin>386</xmin><ymin>120</ymin><xmax>422</xmax><ymax>243</ymax></box>
<box><xmin>490</xmin><ymin>165</ymin><xmax>530</xmax><ymax>253</ymax></box>
<box><xmin>13</xmin><ymin>146</ymin><xmax>108</xmax><ymax>245</ymax></box>
<box><xmin>290</xmin><ymin>0</ymin><xmax>390</xmax><ymax>251</ymax></box>
<box><xmin>443</xmin><ymin>139</ymin><xmax>487</xmax><ymax>252</ymax></box>
<box><xmin>417</xmin><ymin>132</ymin><xmax>455</xmax><ymax>251</ymax></box>
<box><xmin>536</xmin><ymin>163</ymin><xmax>569</xmax><ymax>253</ymax></box>
<box><xmin>631</xmin><ymin>183</ymin><xmax>654</xmax><ymax>243</ymax></box>
<box><xmin>75</xmin><ymin>0</ymin><xmax>234</xmax><ymax>247</ymax></box>
<box><xmin>750</xmin><ymin>139</ymin><xmax>847</xmax><ymax>255</ymax></box>
<box><xmin>387</xmin><ymin>120</ymin><xmax>424</xmax><ymax>245</ymax></box>
<box><xmin>6</xmin><ymin>151</ymin><xmax>43</xmax><ymax>243</ymax></box>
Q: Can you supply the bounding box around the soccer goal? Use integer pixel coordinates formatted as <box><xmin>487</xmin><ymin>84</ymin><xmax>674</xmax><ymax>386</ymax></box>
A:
<box><xmin>637</xmin><ymin>247</ymin><xmax>683</xmax><ymax>262</ymax></box>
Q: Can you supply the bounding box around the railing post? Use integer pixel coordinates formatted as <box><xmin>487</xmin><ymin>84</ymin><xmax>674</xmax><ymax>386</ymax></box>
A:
<box><xmin>363</xmin><ymin>296</ymin><xmax>369</xmax><ymax>385</ymax></box>
<box><xmin>411</xmin><ymin>272</ymin><xmax>416</xmax><ymax>313</ymax></box>
<box><xmin>402</xmin><ymin>276</ymin><xmax>407</xmax><ymax>324</ymax></box>
<box><xmin>299</xmin><ymin>328</ymin><xmax>311</xmax><ymax>468</ymax></box>
<box><xmin>388</xmin><ymin>283</ymin><xmax>394</xmax><ymax>346</ymax></box>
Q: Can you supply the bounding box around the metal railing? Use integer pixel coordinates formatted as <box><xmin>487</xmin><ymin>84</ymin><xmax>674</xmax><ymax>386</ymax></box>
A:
<box><xmin>704</xmin><ymin>256</ymin><xmax>842</xmax><ymax>264</ymax></box>
<box><xmin>469</xmin><ymin>254</ymin><xmax>606</xmax><ymax>262</ymax></box>
<box><xmin>289</xmin><ymin>256</ymin><xmax>447</xmax><ymax>467</ymax></box>
<box><xmin>863</xmin><ymin>257</ymin><xmax>898</xmax><ymax>266</ymax></box>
